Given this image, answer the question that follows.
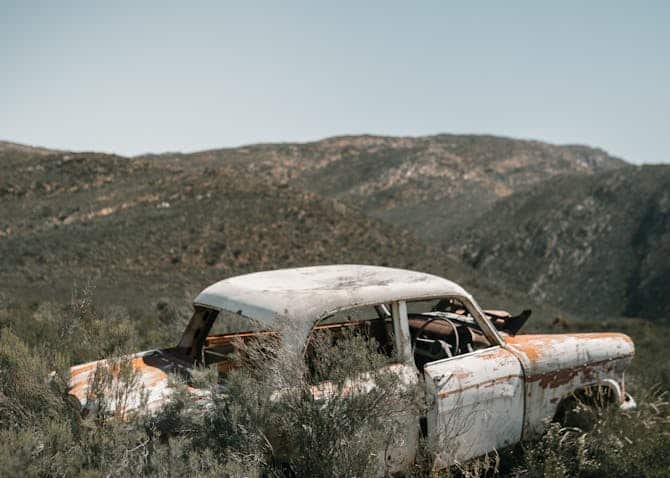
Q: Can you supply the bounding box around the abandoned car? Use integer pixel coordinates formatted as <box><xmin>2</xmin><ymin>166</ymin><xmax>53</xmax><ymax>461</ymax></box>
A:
<box><xmin>68</xmin><ymin>265</ymin><xmax>635</xmax><ymax>470</ymax></box>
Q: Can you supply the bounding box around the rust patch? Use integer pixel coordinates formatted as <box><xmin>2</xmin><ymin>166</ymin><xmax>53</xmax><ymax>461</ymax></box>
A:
<box><xmin>527</xmin><ymin>362</ymin><xmax>609</xmax><ymax>389</ymax></box>
<box><xmin>69</xmin><ymin>361</ymin><xmax>98</xmax><ymax>377</ymax></box>
<box><xmin>528</xmin><ymin>367</ymin><xmax>580</xmax><ymax>388</ymax></box>
<box><xmin>507</xmin><ymin>332</ymin><xmax>632</xmax><ymax>346</ymax></box>
<box><xmin>507</xmin><ymin>339</ymin><xmax>542</xmax><ymax>363</ymax></box>
<box><xmin>68</xmin><ymin>353</ymin><xmax>171</xmax><ymax>404</ymax></box>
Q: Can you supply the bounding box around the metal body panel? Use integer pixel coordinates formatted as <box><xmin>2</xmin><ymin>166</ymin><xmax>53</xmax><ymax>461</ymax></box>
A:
<box><xmin>392</xmin><ymin>300</ymin><xmax>414</xmax><ymax>364</ymax></box>
<box><xmin>68</xmin><ymin>350</ymin><xmax>194</xmax><ymax>415</ymax></box>
<box><xmin>186</xmin><ymin>266</ymin><xmax>502</xmax><ymax>352</ymax></box>
<box><xmin>424</xmin><ymin>346</ymin><xmax>524</xmax><ymax>465</ymax></box>
<box><xmin>506</xmin><ymin>333</ymin><xmax>634</xmax><ymax>438</ymax></box>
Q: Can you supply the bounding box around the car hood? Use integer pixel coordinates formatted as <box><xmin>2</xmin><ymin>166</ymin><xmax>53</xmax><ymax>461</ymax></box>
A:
<box><xmin>68</xmin><ymin>349</ymin><xmax>190</xmax><ymax>415</ymax></box>
<box><xmin>505</xmin><ymin>332</ymin><xmax>634</xmax><ymax>387</ymax></box>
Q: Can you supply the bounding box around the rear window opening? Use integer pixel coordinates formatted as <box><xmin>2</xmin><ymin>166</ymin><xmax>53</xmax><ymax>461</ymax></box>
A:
<box><xmin>305</xmin><ymin>304</ymin><xmax>397</xmax><ymax>384</ymax></box>
<box><xmin>172</xmin><ymin>306</ymin><xmax>275</xmax><ymax>379</ymax></box>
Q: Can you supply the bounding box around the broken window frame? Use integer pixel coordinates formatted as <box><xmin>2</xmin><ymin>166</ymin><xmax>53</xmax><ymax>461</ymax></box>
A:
<box><xmin>176</xmin><ymin>293</ymin><xmax>504</xmax><ymax>372</ymax></box>
<box><xmin>401</xmin><ymin>294</ymin><xmax>506</xmax><ymax>370</ymax></box>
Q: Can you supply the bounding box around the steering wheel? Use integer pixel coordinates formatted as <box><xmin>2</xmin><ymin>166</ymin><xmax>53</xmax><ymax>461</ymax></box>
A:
<box><xmin>411</xmin><ymin>316</ymin><xmax>460</xmax><ymax>357</ymax></box>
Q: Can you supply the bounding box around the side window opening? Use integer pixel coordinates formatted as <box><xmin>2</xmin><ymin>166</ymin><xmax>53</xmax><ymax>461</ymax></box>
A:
<box><xmin>407</xmin><ymin>298</ymin><xmax>494</xmax><ymax>371</ymax></box>
<box><xmin>305</xmin><ymin>304</ymin><xmax>397</xmax><ymax>384</ymax></box>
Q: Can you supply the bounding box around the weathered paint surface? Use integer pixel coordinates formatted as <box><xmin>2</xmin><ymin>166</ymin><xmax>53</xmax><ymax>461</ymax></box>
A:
<box><xmin>68</xmin><ymin>350</ymin><xmax>203</xmax><ymax>415</ymax></box>
<box><xmin>424</xmin><ymin>346</ymin><xmax>524</xmax><ymax>466</ymax></box>
<box><xmin>183</xmin><ymin>265</ymin><xmax>503</xmax><ymax>353</ymax></box>
<box><xmin>506</xmin><ymin>332</ymin><xmax>634</xmax><ymax>438</ymax></box>
<box><xmin>194</xmin><ymin>265</ymin><xmax>470</xmax><ymax>328</ymax></box>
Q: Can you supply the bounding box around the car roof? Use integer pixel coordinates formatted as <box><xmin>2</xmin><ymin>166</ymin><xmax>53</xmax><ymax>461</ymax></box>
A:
<box><xmin>194</xmin><ymin>265</ymin><xmax>470</xmax><ymax>328</ymax></box>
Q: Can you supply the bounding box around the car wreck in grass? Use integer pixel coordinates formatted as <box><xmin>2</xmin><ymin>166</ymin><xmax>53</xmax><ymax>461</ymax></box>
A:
<box><xmin>67</xmin><ymin>265</ymin><xmax>636</xmax><ymax>472</ymax></box>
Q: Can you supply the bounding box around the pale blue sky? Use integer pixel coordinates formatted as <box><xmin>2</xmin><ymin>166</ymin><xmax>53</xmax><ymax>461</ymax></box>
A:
<box><xmin>1</xmin><ymin>1</ymin><xmax>668</xmax><ymax>163</ymax></box>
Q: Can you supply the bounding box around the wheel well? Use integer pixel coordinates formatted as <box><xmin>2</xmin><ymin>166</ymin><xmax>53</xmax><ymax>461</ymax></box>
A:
<box><xmin>553</xmin><ymin>383</ymin><xmax>620</xmax><ymax>424</ymax></box>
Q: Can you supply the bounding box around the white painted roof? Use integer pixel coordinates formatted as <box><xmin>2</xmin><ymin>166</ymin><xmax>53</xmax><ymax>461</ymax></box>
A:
<box><xmin>194</xmin><ymin>265</ymin><xmax>470</xmax><ymax>326</ymax></box>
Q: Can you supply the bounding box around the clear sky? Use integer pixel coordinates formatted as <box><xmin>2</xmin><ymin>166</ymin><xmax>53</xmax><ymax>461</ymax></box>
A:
<box><xmin>2</xmin><ymin>1</ymin><xmax>668</xmax><ymax>163</ymax></box>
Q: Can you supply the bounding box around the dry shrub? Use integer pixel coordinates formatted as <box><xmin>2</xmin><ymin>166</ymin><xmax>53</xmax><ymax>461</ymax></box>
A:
<box><xmin>0</xmin><ymin>328</ymin><xmax>71</xmax><ymax>428</ymax></box>
<box><xmin>184</xmin><ymin>329</ymin><xmax>422</xmax><ymax>477</ymax></box>
<box><xmin>511</xmin><ymin>386</ymin><xmax>670</xmax><ymax>477</ymax></box>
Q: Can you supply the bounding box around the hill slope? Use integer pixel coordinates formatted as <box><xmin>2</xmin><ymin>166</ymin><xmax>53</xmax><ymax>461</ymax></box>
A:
<box><xmin>452</xmin><ymin>165</ymin><xmax>670</xmax><ymax>319</ymax></box>
<box><xmin>1</xmin><ymin>135</ymin><xmax>646</xmax><ymax>322</ymax></box>
<box><xmin>0</xmin><ymin>147</ymin><xmax>541</xmax><ymax>317</ymax></box>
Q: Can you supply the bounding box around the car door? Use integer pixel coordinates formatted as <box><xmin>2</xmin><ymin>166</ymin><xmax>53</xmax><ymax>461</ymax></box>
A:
<box><xmin>423</xmin><ymin>345</ymin><xmax>524</xmax><ymax>466</ymax></box>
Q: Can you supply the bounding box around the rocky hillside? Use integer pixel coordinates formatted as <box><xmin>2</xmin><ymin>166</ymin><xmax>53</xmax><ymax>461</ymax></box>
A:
<box><xmin>0</xmin><ymin>146</ymin><xmax>540</xmax><ymax>317</ymax></box>
<box><xmin>452</xmin><ymin>165</ymin><xmax>670</xmax><ymax>319</ymax></box>
<box><xmin>3</xmin><ymin>134</ymin><xmax>658</xmax><ymax>323</ymax></box>
<box><xmin>169</xmin><ymin>134</ymin><xmax>626</xmax><ymax>242</ymax></box>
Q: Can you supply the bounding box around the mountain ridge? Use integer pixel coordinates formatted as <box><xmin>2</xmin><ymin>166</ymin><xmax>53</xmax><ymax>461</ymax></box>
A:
<box><xmin>3</xmin><ymin>134</ymin><xmax>660</xmax><ymax>322</ymax></box>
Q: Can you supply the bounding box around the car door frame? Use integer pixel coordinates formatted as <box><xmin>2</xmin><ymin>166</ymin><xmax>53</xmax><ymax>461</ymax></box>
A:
<box><xmin>397</xmin><ymin>294</ymin><xmax>525</xmax><ymax>466</ymax></box>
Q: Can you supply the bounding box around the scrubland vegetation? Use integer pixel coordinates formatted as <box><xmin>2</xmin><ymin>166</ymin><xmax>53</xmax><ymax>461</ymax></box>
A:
<box><xmin>2</xmin><ymin>131</ymin><xmax>668</xmax><ymax>477</ymax></box>
<box><xmin>0</xmin><ymin>289</ymin><xmax>668</xmax><ymax>477</ymax></box>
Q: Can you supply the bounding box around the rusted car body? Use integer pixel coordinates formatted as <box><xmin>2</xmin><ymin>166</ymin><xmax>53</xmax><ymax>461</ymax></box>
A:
<box><xmin>68</xmin><ymin>265</ymin><xmax>635</xmax><ymax>472</ymax></box>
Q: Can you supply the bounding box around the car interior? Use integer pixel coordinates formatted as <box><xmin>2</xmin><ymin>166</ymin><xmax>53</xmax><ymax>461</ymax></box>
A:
<box><xmin>407</xmin><ymin>298</ymin><xmax>493</xmax><ymax>370</ymax></box>
<box><xmin>179</xmin><ymin>298</ymin><xmax>530</xmax><ymax>378</ymax></box>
